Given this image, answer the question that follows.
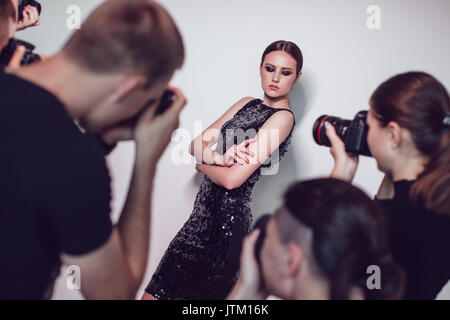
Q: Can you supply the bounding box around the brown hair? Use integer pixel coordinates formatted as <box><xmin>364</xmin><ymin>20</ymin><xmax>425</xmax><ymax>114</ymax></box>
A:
<box><xmin>62</xmin><ymin>0</ymin><xmax>184</xmax><ymax>86</ymax></box>
<box><xmin>0</xmin><ymin>0</ymin><xmax>16</xmax><ymax>45</ymax></box>
<box><xmin>282</xmin><ymin>178</ymin><xmax>405</xmax><ymax>300</ymax></box>
<box><xmin>261</xmin><ymin>40</ymin><xmax>303</xmax><ymax>74</ymax></box>
<box><xmin>370</xmin><ymin>72</ymin><xmax>450</xmax><ymax>215</ymax></box>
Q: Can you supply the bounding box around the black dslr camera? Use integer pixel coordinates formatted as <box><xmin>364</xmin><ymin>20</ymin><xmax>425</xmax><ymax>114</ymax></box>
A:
<box><xmin>118</xmin><ymin>89</ymin><xmax>176</xmax><ymax>127</ymax></box>
<box><xmin>18</xmin><ymin>0</ymin><xmax>42</xmax><ymax>21</ymax></box>
<box><xmin>0</xmin><ymin>38</ymin><xmax>41</xmax><ymax>68</ymax></box>
<box><xmin>312</xmin><ymin>110</ymin><xmax>372</xmax><ymax>157</ymax></box>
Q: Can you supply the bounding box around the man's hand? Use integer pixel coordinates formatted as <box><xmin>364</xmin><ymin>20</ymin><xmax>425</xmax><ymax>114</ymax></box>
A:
<box><xmin>227</xmin><ymin>229</ymin><xmax>269</xmax><ymax>300</ymax></box>
<box><xmin>16</xmin><ymin>5</ymin><xmax>40</xmax><ymax>31</ymax></box>
<box><xmin>5</xmin><ymin>45</ymin><xmax>45</xmax><ymax>69</ymax></box>
<box><xmin>133</xmin><ymin>86</ymin><xmax>186</xmax><ymax>161</ymax></box>
<box><xmin>6</xmin><ymin>45</ymin><xmax>26</xmax><ymax>69</ymax></box>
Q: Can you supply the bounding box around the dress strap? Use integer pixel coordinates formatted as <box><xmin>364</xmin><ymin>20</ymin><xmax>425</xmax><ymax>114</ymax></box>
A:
<box><xmin>272</xmin><ymin>108</ymin><xmax>296</xmax><ymax>127</ymax></box>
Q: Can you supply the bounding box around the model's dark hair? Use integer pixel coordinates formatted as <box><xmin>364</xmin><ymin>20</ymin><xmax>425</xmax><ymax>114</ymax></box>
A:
<box><xmin>370</xmin><ymin>72</ymin><xmax>450</xmax><ymax>215</ymax></box>
<box><xmin>62</xmin><ymin>0</ymin><xmax>184</xmax><ymax>86</ymax></box>
<box><xmin>283</xmin><ymin>178</ymin><xmax>405</xmax><ymax>300</ymax></box>
<box><xmin>261</xmin><ymin>40</ymin><xmax>303</xmax><ymax>74</ymax></box>
<box><xmin>0</xmin><ymin>0</ymin><xmax>16</xmax><ymax>43</ymax></box>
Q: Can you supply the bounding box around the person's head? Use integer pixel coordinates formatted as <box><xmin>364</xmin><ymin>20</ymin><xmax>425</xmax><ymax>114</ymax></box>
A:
<box><xmin>0</xmin><ymin>0</ymin><xmax>17</xmax><ymax>49</ymax></box>
<box><xmin>260</xmin><ymin>178</ymin><xmax>404</xmax><ymax>300</ymax></box>
<box><xmin>260</xmin><ymin>40</ymin><xmax>303</xmax><ymax>100</ymax></box>
<box><xmin>367</xmin><ymin>72</ymin><xmax>450</xmax><ymax>214</ymax></box>
<box><xmin>60</xmin><ymin>0</ymin><xmax>184</xmax><ymax>133</ymax></box>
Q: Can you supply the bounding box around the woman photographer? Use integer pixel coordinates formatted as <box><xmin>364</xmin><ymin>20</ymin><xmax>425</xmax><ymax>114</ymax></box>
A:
<box><xmin>326</xmin><ymin>71</ymin><xmax>450</xmax><ymax>299</ymax></box>
<box><xmin>228</xmin><ymin>178</ymin><xmax>405</xmax><ymax>300</ymax></box>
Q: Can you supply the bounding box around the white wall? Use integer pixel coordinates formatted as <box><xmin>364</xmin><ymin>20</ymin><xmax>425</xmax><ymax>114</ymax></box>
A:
<box><xmin>17</xmin><ymin>0</ymin><xmax>450</xmax><ymax>299</ymax></box>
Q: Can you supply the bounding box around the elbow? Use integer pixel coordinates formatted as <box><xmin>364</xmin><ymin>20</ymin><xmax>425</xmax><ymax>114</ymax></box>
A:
<box><xmin>190</xmin><ymin>139</ymin><xmax>204</xmax><ymax>157</ymax></box>
<box><xmin>189</xmin><ymin>141</ymin><xmax>195</xmax><ymax>156</ymax></box>
<box><xmin>222</xmin><ymin>176</ymin><xmax>244</xmax><ymax>191</ymax></box>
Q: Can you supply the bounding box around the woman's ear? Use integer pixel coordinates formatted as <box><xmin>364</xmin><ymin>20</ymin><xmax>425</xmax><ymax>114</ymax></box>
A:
<box><xmin>283</xmin><ymin>243</ymin><xmax>303</xmax><ymax>278</ymax></box>
<box><xmin>386</xmin><ymin>121</ymin><xmax>402</xmax><ymax>149</ymax></box>
<box><xmin>295</xmin><ymin>71</ymin><xmax>302</xmax><ymax>84</ymax></box>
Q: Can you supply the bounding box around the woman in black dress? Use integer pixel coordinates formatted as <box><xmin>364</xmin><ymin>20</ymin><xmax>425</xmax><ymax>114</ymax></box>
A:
<box><xmin>142</xmin><ymin>40</ymin><xmax>303</xmax><ymax>299</ymax></box>
<box><xmin>326</xmin><ymin>71</ymin><xmax>450</xmax><ymax>299</ymax></box>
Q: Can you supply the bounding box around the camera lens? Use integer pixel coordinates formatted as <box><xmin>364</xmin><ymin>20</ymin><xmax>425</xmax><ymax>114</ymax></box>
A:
<box><xmin>312</xmin><ymin>115</ymin><xmax>351</xmax><ymax>147</ymax></box>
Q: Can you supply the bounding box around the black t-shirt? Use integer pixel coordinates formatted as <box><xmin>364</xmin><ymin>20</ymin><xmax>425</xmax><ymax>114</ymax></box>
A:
<box><xmin>0</xmin><ymin>72</ymin><xmax>113</xmax><ymax>299</ymax></box>
<box><xmin>377</xmin><ymin>180</ymin><xmax>450</xmax><ymax>299</ymax></box>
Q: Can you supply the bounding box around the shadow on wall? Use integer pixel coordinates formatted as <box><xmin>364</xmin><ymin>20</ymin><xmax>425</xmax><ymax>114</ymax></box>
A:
<box><xmin>188</xmin><ymin>71</ymin><xmax>316</xmax><ymax>223</ymax></box>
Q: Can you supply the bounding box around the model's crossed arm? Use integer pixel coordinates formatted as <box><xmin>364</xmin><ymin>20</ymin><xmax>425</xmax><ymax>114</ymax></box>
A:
<box><xmin>190</xmin><ymin>97</ymin><xmax>295</xmax><ymax>190</ymax></box>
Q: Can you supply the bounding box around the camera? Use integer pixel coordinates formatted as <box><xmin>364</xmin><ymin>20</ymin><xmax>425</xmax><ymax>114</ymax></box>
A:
<box><xmin>312</xmin><ymin>110</ymin><xmax>372</xmax><ymax>157</ymax></box>
<box><xmin>118</xmin><ymin>89</ymin><xmax>176</xmax><ymax>128</ymax></box>
<box><xmin>253</xmin><ymin>213</ymin><xmax>272</xmax><ymax>266</ymax></box>
<box><xmin>155</xmin><ymin>89</ymin><xmax>176</xmax><ymax>116</ymax></box>
<box><xmin>0</xmin><ymin>38</ymin><xmax>41</xmax><ymax>68</ymax></box>
<box><xmin>18</xmin><ymin>0</ymin><xmax>42</xmax><ymax>21</ymax></box>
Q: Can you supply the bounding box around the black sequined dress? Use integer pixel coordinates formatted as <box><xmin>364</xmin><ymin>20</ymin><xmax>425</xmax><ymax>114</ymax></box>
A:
<box><xmin>145</xmin><ymin>99</ymin><xmax>295</xmax><ymax>299</ymax></box>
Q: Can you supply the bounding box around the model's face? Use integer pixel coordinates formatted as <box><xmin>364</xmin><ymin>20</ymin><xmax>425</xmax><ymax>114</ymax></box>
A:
<box><xmin>367</xmin><ymin>107</ymin><xmax>393</xmax><ymax>173</ymax></box>
<box><xmin>260</xmin><ymin>51</ymin><xmax>300</xmax><ymax>100</ymax></box>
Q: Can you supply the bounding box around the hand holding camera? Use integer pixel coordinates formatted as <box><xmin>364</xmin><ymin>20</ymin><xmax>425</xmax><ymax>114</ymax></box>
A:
<box><xmin>0</xmin><ymin>38</ymin><xmax>41</xmax><ymax>69</ymax></box>
<box><xmin>16</xmin><ymin>0</ymin><xmax>41</xmax><ymax>31</ymax></box>
<box><xmin>312</xmin><ymin>110</ymin><xmax>372</xmax><ymax>181</ymax></box>
<box><xmin>229</xmin><ymin>228</ymin><xmax>269</xmax><ymax>300</ymax></box>
<box><xmin>100</xmin><ymin>87</ymin><xmax>187</xmax><ymax>161</ymax></box>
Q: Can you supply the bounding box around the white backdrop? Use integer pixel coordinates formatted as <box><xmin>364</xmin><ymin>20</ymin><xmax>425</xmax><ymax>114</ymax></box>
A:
<box><xmin>16</xmin><ymin>0</ymin><xmax>450</xmax><ymax>299</ymax></box>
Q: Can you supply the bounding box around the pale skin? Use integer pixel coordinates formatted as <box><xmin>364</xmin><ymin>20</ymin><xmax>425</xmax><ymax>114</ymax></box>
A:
<box><xmin>142</xmin><ymin>50</ymin><xmax>301</xmax><ymax>300</ymax></box>
<box><xmin>8</xmin><ymin>47</ymin><xmax>187</xmax><ymax>299</ymax></box>
<box><xmin>326</xmin><ymin>107</ymin><xmax>428</xmax><ymax>199</ymax></box>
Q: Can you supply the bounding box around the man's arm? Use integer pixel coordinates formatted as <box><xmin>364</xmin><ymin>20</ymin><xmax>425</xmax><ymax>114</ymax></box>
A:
<box><xmin>62</xmin><ymin>90</ymin><xmax>186</xmax><ymax>299</ymax></box>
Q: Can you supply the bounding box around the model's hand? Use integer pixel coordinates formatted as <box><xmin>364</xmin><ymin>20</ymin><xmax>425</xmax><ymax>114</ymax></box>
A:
<box><xmin>16</xmin><ymin>5</ymin><xmax>40</xmax><ymax>31</ymax></box>
<box><xmin>227</xmin><ymin>229</ymin><xmax>269</xmax><ymax>300</ymax></box>
<box><xmin>235</xmin><ymin>137</ymin><xmax>257</xmax><ymax>165</ymax></box>
<box><xmin>326</xmin><ymin>122</ymin><xmax>359</xmax><ymax>182</ymax></box>
<box><xmin>220</xmin><ymin>137</ymin><xmax>257</xmax><ymax>166</ymax></box>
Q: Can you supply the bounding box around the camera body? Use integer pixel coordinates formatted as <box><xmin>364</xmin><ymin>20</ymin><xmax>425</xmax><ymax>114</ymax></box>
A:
<box><xmin>0</xmin><ymin>38</ymin><xmax>41</xmax><ymax>68</ymax></box>
<box><xmin>313</xmin><ymin>110</ymin><xmax>372</xmax><ymax>157</ymax></box>
<box><xmin>117</xmin><ymin>89</ymin><xmax>176</xmax><ymax>128</ymax></box>
<box><xmin>18</xmin><ymin>0</ymin><xmax>42</xmax><ymax>21</ymax></box>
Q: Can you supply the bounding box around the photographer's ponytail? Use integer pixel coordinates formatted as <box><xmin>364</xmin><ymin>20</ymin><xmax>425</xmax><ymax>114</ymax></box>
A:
<box><xmin>370</xmin><ymin>72</ymin><xmax>450</xmax><ymax>215</ymax></box>
<box><xmin>329</xmin><ymin>247</ymin><xmax>404</xmax><ymax>300</ymax></box>
<box><xmin>411</xmin><ymin>129</ymin><xmax>450</xmax><ymax>214</ymax></box>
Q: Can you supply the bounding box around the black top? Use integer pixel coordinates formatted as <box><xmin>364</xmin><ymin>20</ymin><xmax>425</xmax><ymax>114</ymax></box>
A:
<box><xmin>377</xmin><ymin>180</ymin><xmax>450</xmax><ymax>299</ymax></box>
<box><xmin>0</xmin><ymin>72</ymin><xmax>113</xmax><ymax>299</ymax></box>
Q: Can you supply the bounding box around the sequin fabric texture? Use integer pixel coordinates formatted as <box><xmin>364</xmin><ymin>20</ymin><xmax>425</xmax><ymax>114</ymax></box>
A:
<box><xmin>145</xmin><ymin>99</ymin><xmax>296</xmax><ymax>299</ymax></box>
